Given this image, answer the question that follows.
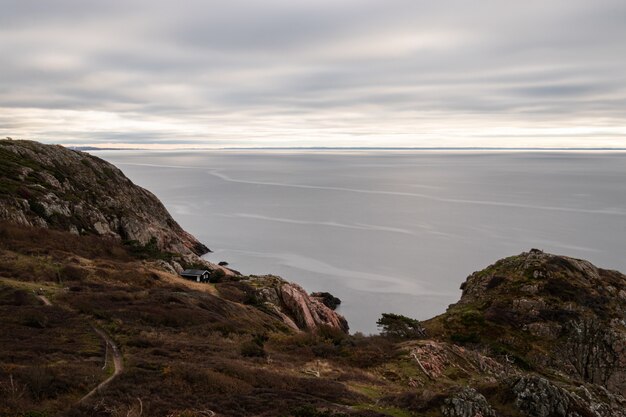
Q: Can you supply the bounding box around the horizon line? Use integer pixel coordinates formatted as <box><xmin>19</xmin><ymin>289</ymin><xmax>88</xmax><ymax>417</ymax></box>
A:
<box><xmin>77</xmin><ymin>145</ymin><xmax>626</xmax><ymax>151</ymax></box>
<box><xmin>221</xmin><ymin>146</ymin><xmax>626</xmax><ymax>150</ymax></box>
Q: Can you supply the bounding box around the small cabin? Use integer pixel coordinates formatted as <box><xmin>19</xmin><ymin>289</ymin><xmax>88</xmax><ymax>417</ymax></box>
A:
<box><xmin>180</xmin><ymin>269</ymin><xmax>210</xmax><ymax>283</ymax></box>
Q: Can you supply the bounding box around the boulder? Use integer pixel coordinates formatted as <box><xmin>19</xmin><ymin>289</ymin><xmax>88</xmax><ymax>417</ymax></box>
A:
<box><xmin>280</xmin><ymin>282</ymin><xmax>349</xmax><ymax>333</ymax></box>
<box><xmin>441</xmin><ymin>387</ymin><xmax>495</xmax><ymax>417</ymax></box>
<box><xmin>310</xmin><ymin>291</ymin><xmax>341</xmax><ymax>310</ymax></box>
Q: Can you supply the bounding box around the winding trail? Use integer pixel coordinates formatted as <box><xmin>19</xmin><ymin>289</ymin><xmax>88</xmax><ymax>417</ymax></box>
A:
<box><xmin>35</xmin><ymin>292</ymin><xmax>123</xmax><ymax>404</ymax></box>
<box><xmin>79</xmin><ymin>326</ymin><xmax>124</xmax><ymax>404</ymax></box>
<box><xmin>37</xmin><ymin>294</ymin><xmax>52</xmax><ymax>306</ymax></box>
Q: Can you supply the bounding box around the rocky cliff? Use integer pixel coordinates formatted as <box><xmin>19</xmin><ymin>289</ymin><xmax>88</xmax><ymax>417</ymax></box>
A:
<box><xmin>413</xmin><ymin>248</ymin><xmax>626</xmax><ymax>416</ymax></box>
<box><xmin>328</xmin><ymin>249</ymin><xmax>626</xmax><ymax>417</ymax></box>
<box><xmin>437</xmin><ymin>249</ymin><xmax>626</xmax><ymax>394</ymax></box>
<box><xmin>0</xmin><ymin>139</ymin><xmax>214</xmax><ymax>268</ymax></box>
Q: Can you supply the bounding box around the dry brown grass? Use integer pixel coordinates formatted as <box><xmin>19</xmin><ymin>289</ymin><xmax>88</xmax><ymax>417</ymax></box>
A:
<box><xmin>0</xmin><ymin>223</ymin><xmax>417</xmax><ymax>417</ymax></box>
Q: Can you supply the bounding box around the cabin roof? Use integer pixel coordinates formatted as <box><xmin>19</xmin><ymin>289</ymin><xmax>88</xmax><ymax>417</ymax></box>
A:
<box><xmin>181</xmin><ymin>269</ymin><xmax>209</xmax><ymax>276</ymax></box>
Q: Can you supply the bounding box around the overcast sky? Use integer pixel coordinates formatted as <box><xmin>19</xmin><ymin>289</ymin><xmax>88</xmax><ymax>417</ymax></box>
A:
<box><xmin>1</xmin><ymin>0</ymin><xmax>625</xmax><ymax>148</ymax></box>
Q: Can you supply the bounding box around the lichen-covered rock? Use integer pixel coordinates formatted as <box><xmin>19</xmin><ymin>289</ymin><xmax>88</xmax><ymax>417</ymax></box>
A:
<box><xmin>563</xmin><ymin>318</ymin><xmax>626</xmax><ymax>392</ymax></box>
<box><xmin>524</xmin><ymin>321</ymin><xmax>562</xmax><ymax>339</ymax></box>
<box><xmin>509</xmin><ymin>377</ymin><xmax>573</xmax><ymax>417</ymax></box>
<box><xmin>507</xmin><ymin>376</ymin><xmax>626</xmax><ymax>417</ymax></box>
<box><xmin>574</xmin><ymin>385</ymin><xmax>626</xmax><ymax>417</ymax></box>
<box><xmin>441</xmin><ymin>387</ymin><xmax>495</xmax><ymax>417</ymax></box>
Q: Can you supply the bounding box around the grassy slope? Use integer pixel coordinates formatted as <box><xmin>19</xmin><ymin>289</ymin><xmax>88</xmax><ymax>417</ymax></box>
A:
<box><xmin>2</xmin><ymin>230</ymin><xmax>625</xmax><ymax>416</ymax></box>
<box><xmin>0</xmin><ymin>223</ymin><xmax>423</xmax><ymax>417</ymax></box>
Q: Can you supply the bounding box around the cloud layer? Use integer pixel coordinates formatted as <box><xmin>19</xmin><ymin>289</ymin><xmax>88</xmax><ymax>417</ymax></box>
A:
<box><xmin>1</xmin><ymin>0</ymin><xmax>625</xmax><ymax>147</ymax></box>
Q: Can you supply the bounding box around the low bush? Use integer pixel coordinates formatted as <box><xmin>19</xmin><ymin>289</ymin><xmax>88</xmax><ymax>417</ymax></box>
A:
<box><xmin>22</xmin><ymin>311</ymin><xmax>49</xmax><ymax>328</ymax></box>
<box><xmin>60</xmin><ymin>265</ymin><xmax>88</xmax><ymax>281</ymax></box>
<box><xmin>20</xmin><ymin>366</ymin><xmax>71</xmax><ymax>401</ymax></box>
<box><xmin>382</xmin><ymin>389</ymin><xmax>448</xmax><ymax>412</ymax></box>
<box><xmin>209</xmin><ymin>268</ymin><xmax>226</xmax><ymax>283</ymax></box>
<box><xmin>241</xmin><ymin>334</ymin><xmax>268</xmax><ymax>358</ymax></box>
<box><xmin>450</xmin><ymin>332</ymin><xmax>480</xmax><ymax>345</ymax></box>
<box><xmin>240</xmin><ymin>341</ymin><xmax>266</xmax><ymax>358</ymax></box>
<box><xmin>126</xmin><ymin>335</ymin><xmax>161</xmax><ymax>349</ymax></box>
<box><xmin>124</xmin><ymin>237</ymin><xmax>174</xmax><ymax>261</ymax></box>
<box><xmin>28</xmin><ymin>200</ymin><xmax>47</xmax><ymax>218</ymax></box>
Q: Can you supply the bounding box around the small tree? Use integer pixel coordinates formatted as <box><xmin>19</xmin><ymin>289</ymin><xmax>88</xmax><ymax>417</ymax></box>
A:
<box><xmin>377</xmin><ymin>313</ymin><xmax>426</xmax><ymax>339</ymax></box>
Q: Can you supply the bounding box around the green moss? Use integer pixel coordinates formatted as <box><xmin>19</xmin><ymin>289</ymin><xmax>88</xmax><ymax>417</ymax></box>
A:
<box><xmin>450</xmin><ymin>332</ymin><xmax>480</xmax><ymax>344</ymax></box>
<box><xmin>77</xmin><ymin>331</ymin><xmax>102</xmax><ymax>356</ymax></box>
<box><xmin>459</xmin><ymin>309</ymin><xmax>485</xmax><ymax>326</ymax></box>
<box><xmin>489</xmin><ymin>344</ymin><xmax>534</xmax><ymax>371</ymax></box>
<box><xmin>349</xmin><ymin>383</ymin><xmax>385</xmax><ymax>399</ymax></box>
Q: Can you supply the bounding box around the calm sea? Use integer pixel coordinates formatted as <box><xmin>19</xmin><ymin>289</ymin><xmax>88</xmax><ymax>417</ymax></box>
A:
<box><xmin>95</xmin><ymin>150</ymin><xmax>626</xmax><ymax>334</ymax></box>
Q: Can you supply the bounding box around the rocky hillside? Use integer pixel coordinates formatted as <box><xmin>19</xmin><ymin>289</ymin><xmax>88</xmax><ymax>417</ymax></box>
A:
<box><xmin>3</xmin><ymin>139</ymin><xmax>626</xmax><ymax>417</ymax></box>
<box><xmin>0</xmin><ymin>139</ymin><xmax>347</xmax><ymax>334</ymax></box>
<box><xmin>431</xmin><ymin>249</ymin><xmax>626</xmax><ymax>394</ymax></box>
<box><xmin>2</xmin><ymin>220</ymin><xmax>626</xmax><ymax>416</ymax></box>
<box><xmin>0</xmin><ymin>139</ymin><xmax>212</xmax><ymax>267</ymax></box>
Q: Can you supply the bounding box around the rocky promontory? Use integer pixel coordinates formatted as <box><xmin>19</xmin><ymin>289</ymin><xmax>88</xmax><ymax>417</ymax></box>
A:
<box><xmin>217</xmin><ymin>276</ymin><xmax>349</xmax><ymax>333</ymax></box>
<box><xmin>0</xmin><ymin>139</ymin><xmax>218</xmax><ymax>269</ymax></box>
<box><xmin>433</xmin><ymin>248</ymin><xmax>626</xmax><ymax>395</ymax></box>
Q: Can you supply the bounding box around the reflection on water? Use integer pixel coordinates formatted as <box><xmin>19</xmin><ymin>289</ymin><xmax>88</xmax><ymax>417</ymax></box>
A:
<box><xmin>96</xmin><ymin>150</ymin><xmax>626</xmax><ymax>333</ymax></box>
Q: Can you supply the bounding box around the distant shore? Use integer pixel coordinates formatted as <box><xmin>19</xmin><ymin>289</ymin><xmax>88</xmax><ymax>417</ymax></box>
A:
<box><xmin>79</xmin><ymin>145</ymin><xmax>626</xmax><ymax>152</ymax></box>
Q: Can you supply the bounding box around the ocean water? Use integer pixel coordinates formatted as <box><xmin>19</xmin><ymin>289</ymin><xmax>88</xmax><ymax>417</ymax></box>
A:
<box><xmin>95</xmin><ymin>150</ymin><xmax>626</xmax><ymax>334</ymax></box>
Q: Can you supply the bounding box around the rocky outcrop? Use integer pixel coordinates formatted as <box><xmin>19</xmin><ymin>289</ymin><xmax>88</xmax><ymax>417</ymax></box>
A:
<box><xmin>509</xmin><ymin>377</ymin><xmax>574</xmax><ymax>417</ymax></box>
<box><xmin>376</xmin><ymin>251</ymin><xmax>626</xmax><ymax>417</ymax></box>
<box><xmin>441</xmin><ymin>387</ymin><xmax>495</xmax><ymax>417</ymax></box>
<box><xmin>239</xmin><ymin>276</ymin><xmax>349</xmax><ymax>333</ymax></box>
<box><xmin>405</xmin><ymin>340</ymin><xmax>509</xmax><ymax>382</ymax></box>
<box><xmin>506</xmin><ymin>376</ymin><xmax>626</xmax><ymax>417</ymax></box>
<box><xmin>438</xmin><ymin>249</ymin><xmax>626</xmax><ymax>396</ymax></box>
<box><xmin>280</xmin><ymin>282</ymin><xmax>348</xmax><ymax>332</ymax></box>
<box><xmin>0</xmin><ymin>140</ymin><xmax>219</xmax><ymax>270</ymax></box>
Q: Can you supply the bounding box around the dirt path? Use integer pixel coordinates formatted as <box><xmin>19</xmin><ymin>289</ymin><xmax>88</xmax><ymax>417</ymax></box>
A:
<box><xmin>34</xmin><ymin>292</ymin><xmax>124</xmax><ymax>404</ymax></box>
<box><xmin>37</xmin><ymin>294</ymin><xmax>52</xmax><ymax>306</ymax></box>
<box><xmin>79</xmin><ymin>326</ymin><xmax>124</xmax><ymax>404</ymax></box>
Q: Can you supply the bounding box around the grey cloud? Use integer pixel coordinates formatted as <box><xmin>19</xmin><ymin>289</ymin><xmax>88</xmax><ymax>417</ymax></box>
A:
<box><xmin>0</xmin><ymin>0</ymin><xmax>625</xmax><ymax>147</ymax></box>
<box><xmin>508</xmin><ymin>84</ymin><xmax>612</xmax><ymax>98</ymax></box>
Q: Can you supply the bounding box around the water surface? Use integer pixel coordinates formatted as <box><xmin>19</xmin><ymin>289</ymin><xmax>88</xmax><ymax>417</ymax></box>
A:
<box><xmin>95</xmin><ymin>150</ymin><xmax>626</xmax><ymax>333</ymax></box>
